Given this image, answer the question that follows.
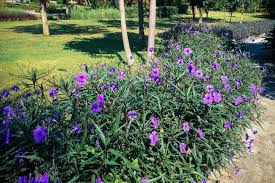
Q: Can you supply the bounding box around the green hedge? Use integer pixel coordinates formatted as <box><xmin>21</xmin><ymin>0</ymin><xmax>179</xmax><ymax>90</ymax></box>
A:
<box><xmin>157</xmin><ymin>6</ymin><xmax>178</xmax><ymax>18</ymax></box>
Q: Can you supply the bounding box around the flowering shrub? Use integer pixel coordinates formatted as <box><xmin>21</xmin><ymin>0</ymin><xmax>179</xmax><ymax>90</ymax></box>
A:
<box><xmin>0</xmin><ymin>27</ymin><xmax>266</xmax><ymax>182</ymax></box>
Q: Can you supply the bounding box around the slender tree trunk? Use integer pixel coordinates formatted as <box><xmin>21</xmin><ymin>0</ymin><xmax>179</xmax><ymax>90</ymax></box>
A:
<box><xmin>240</xmin><ymin>2</ymin><xmax>245</xmax><ymax>24</ymax></box>
<box><xmin>119</xmin><ymin>0</ymin><xmax>134</xmax><ymax>66</ymax></box>
<box><xmin>198</xmin><ymin>7</ymin><xmax>203</xmax><ymax>23</ymax></box>
<box><xmin>191</xmin><ymin>5</ymin><xmax>195</xmax><ymax>20</ymax></box>
<box><xmin>40</xmin><ymin>0</ymin><xmax>50</xmax><ymax>36</ymax></box>
<box><xmin>147</xmin><ymin>0</ymin><xmax>156</xmax><ymax>63</ymax></box>
<box><xmin>138</xmin><ymin>0</ymin><xmax>145</xmax><ymax>47</ymax></box>
<box><xmin>230</xmin><ymin>12</ymin><xmax>233</xmax><ymax>23</ymax></box>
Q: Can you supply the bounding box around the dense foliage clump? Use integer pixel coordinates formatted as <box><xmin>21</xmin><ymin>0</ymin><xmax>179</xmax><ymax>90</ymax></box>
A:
<box><xmin>0</xmin><ymin>25</ymin><xmax>266</xmax><ymax>182</ymax></box>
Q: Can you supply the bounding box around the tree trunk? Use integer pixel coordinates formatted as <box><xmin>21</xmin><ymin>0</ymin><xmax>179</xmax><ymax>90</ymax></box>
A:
<box><xmin>198</xmin><ymin>7</ymin><xmax>203</xmax><ymax>24</ymax></box>
<box><xmin>138</xmin><ymin>0</ymin><xmax>145</xmax><ymax>47</ymax></box>
<box><xmin>230</xmin><ymin>12</ymin><xmax>233</xmax><ymax>23</ymax></box>
<box><xmin>147</xmin><ymin>0</ymin><xmax>156</xmax><ymax>63</ymax></box>
<box><xmin>240</xmin><ymin>2</ymin><xmax>245</xmax><ymax>24</ymax></box>
<box><xmin>119</xmin><ymin>0</ymin><xmax>134</xmax><ymax>66</ymax></box>
<box><xmin>40</xmin><ymin>0</ymin><xmax>50</xmax><ymax>36</ymax></box>
<box><xmin>191</xmin><ymin>5</ymin><xmax>195</xmax><ymax>20</ymax></box>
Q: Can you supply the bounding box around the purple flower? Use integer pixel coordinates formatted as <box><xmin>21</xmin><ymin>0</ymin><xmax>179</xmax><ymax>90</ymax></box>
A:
<box><xmin>257</xmin><ymin>87</ymin><xmax>265</xmax><ymax>94</ymax></box>
<box><xmin>151</xmin><ymin>68</ymin><xmax>160</xmax><ymax>78</ymax></box>
<box><xmin>39</xmin><ymin>172</ymin><xmax>49</xmax><ymax>183</ymax></box>
<box><xmin>109</xmin><ymin>83</ymin><xmax>118</xmax><ymax>91</ymax></box>
<box><xmin>149</xmin><ymin>131</ymin><xmax>158</xmax><ymax>145</ymax></box>
<box><xmin>33</xmin><ymin>126</ymin><xmax>47</xmax><ymax>144</ymax></box>
<box><xmin>90</xmin><ymin>71</ymin><xmax>96</xmax><ymax>78</ymax></box>
<box><xmin>230</xmin><ymin>152</ymin><xmax>235</xmax><ymax>159</ymax></box>
<box><xmin>252</xmin><ymin>129</ymin><xmax>258</xmax><ymax>134</ymax></box>
<box><xmin>260</xmin><ymin>66</ymin><xmax>267</xmax><ymax>72</ymax></box>
<box><xmin>187</xmin><ymin>62</ymin><xmax>196</xmax><ymax>74</ymax></box>
<box><xmin>231</xmin><ymin>61</ymin><xmax>238</xmax><ymax>69</ymax></box>
<box><xmin>206</xmin><ymin>85</ymin><xmax>214</xmax><ymax>93</ymax></box>
<box><xmin>234</xmin><ymin>167</ymin><xmax>240</xmax><ymax>174</ymax></box>
<box><xmin>151</xmin><ymin>116</ymin><xmax>158</xmax><ymax>129</ymax></box>
<box><xmin>204</xmin><ymin>75</ymin><xmax>211</xmax><ymax>82</ymax></box>
<box><xmin>201</xmin><ymin>179</ymin><xmax>207</xmax><ymax>183</ymax></box>
<box><xmin>177</xmin><ymin>56</ymin><xmax>184</xmax><ymax>65</ymax></box>
<box><xmin>203</xmin><ymin>93</ymin><xmax>213</xmax><ymax>105</ymax></box>
<box><xmin>213</xmin><ymin>90</ymin><xmax>222</xmax><ymax>103</ymax></box>
<box><xmin>75</xmin><ymin>72</ymin><xmax>88</xmax><ymax>86</ymax></box>
<box><xmin>179</xmin><ymin>143</ymin><xmax>187</xmax><ymax>153</ymax></box>
<box><xmin>250</xmin><ymin>85</ymin><xmax>258</xmax><ymax>94</ymax></box>
<box><xmin>182</xmin><ymin>122</ymin><xmax>190</xmax><ymax>133</ymax></box>
<box><xmin>220</xmin><ymin>76</ymin><xmax>228</xmax><ymax>84</ymax></box>
<box><xmin>90</xmin><ymin>102</ymin><xmax>101</xmax><ymax>113</ymax></box>
<box><xmin>118</xmin><ymin>70</ymin><xmax>126</xmax><ymax>79</ymax></box>
<box><xmin>184</xmin><ymin>48</ymin><xmax>192</xmax><ymax>56</ymax></box>
<box><xmin>5</xmin><ymin>128</ymin><xmax>10</xmax><ymax>144</ymax></box>
<box><xmin>2</xmin><ymin>90</ymin><xmax>10</xmax><ymax>98</ymax></box>
<box><xmin>176</xmin><ymin>44</ymin><xmax>181</xmax><ymax>49</ymax></box>
<box><xmin>96</xmin><ymin>176</ymin><xmax>103</xmax><ymax>183</ymax></box>
<box><xmin>18</xmin><ymin>176</ymin><xmax>23</xmax><ymax>183</ymax></box>
<box><xmin>141</xmin><ymin>177</ymin><xmax>149</xmax><ymax>183</ymax></box>
<box><xmin>3</xmin><ymin>106</ymin><xmax>15</xmax><ymax>116</ymax></box>
<box><xmin>224</xmin><ymin>84</ymin><xmax>231</xmax><ymax>92</ymax></box>
<box><xmin>128</xmin><ymin>110</ymin><xmax>137</xmax><ymax>121</ymax></box>
<box><xmin>235</xmin><ymin>96</ymin><xmax>243</xmax><ymax>105</ymax></box>
<box><xmin>224</xmin><ymin>120</ymin><xmax>232</xmax><ymax>129</ymax></box>
<box><xmin>3</xmin><ymin>119</ymin><xmax>11</xmax><ymax>125</ymax></box>
<box><xmin>197</xmin><ymin>128</ymin><xmax>204</xmax><ymax>139</ymax></box>
<box><xmin>245</xmin><ymin>133</ymin><xmax>249</xmax><ymax>140</ymax></box>
<box><xmin>108</xmin><ymin>67</ymin><xmax>116</xmax><ymax>74</ymax></box>
<box><xmin>96</xmin><ymin>94</ymin><xmax>105</xmax><ymax>106</ymax></box>
<box><xmin>49</xmin><ymin>88</ymin><xmax>59</xmax><ymax>98</ymax></box>
<box><xmin>101</xmin><ymin>83</ymin><xmax>107</xmax><ymax>91</ymax></box>
<box><xmin>95</xmin><ymin>139</ymin><xmax>100</xmax><ymax>147</ymax></box>
<box><xmin>11</xmin><ymin>85</ymin><xmax>19</xmax><ymax>92</ymax></box>
<box><xmin>243</xmin><ymin>95</ymin><xmax>248</xmax><ymax>102</ymax></box>
<box><xmin>212</xmin><ymin>61</ymin><xmax>220</xmax><ymax>70</ymax></box>
<box><xmin>71</xmin><ymin>123</ymin><xmax>82</xmax><ymax>134</ymax></box>
<box><xmin>195</xmin><ymin>70</ymin><xmax>203</xmax><ymax>78</ymax></box>
<box><xmin>148</xmin><ymin>47</ymin><xmax>154</xmax><ymax>53</ymax></box>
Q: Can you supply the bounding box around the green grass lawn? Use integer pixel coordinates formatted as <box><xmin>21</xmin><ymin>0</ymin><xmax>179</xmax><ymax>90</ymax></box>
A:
<box><xmin>0</xmin><ymin>11</ymin><xmax>268</xmax><ymax>89</ymax></box>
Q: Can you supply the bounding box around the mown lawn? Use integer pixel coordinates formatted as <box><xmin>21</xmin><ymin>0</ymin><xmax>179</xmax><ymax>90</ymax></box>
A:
<box><xmin>0</xmin><ymin>10</ymin><xmax>267</xmax><ymax>89</ymax></box>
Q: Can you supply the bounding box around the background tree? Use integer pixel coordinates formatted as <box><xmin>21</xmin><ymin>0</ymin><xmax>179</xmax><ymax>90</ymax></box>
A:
<box><xmin>147</xmin><ymin>0</ymin><xmax>156</xmax><ymax>63</ymax></box>
<box><xmin>119</xmin><ymin>0</ymin><xmax>134</xmax><ymax>66</ymax></box>
<box><xmin>138</xmin><ymin>0</ymin><xmax>145</xmax><ymax>47</ymax></box>
<box><xmin>40</xmin><ymin>0</ymin><xmax>50</xmax><ymax>36</ymax></box>
<box><xmin>190</xmin><ymin>0</ymin><xmax>204</xmax><ymax>23</ymax></box>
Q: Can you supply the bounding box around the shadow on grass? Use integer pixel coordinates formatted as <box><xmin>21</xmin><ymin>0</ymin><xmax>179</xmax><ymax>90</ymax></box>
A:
<box><xmin>64</xmin><ymin>32</ymin><xmax>147</xmax><ymax>57</ymax></box>
<box><xmin>8</xmin><ymin>23</ymin><xmax>108</xmax><ymax>35</ymax></box>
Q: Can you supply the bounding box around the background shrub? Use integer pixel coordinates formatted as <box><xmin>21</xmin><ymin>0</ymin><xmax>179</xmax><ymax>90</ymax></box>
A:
<box><xmin>157</xmin><ymin>6</ymin><xmax>178</xmax><ymax>18</ymax></box>
<box><xmin>0</xmin><ymin>25</ymin><xmax>265</xmax><ymax>182</ymax></box>
<box><xmin>178</xmin><ymin>3</ymin><xmax>189</xmax><ymax>14</ymax></box>
<box><xmin>0</xmin><ymin>12</ymin><xmax>37</xmax><ymax>21</ymax></box>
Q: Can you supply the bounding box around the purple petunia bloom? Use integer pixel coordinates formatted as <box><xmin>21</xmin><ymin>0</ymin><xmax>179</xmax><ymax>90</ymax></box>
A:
<box><xmin>176</xmin><ymin>44</ymin><xmax>181</xmax><ymax>50</ymax></box>
<box><xmin>11</xmin><ymin>85</ymin><xmax>19</xmax><ymax>92</ymax></box>
<box><xmin>3</xmin><ymin>106</ymin><xmax>15</xmax><ymax>116</ymax></box>
<box><xmin>201</xmin><ymin>179</ymin><xmax>207</xmax><ymax>183</ymax></box>
<box><xmin>148</xmin><ymin>47</ymin><xmax>154</xmax><ymax>53</ymax></box>
<box><xmin>128</xmin><ymin>110</ymin><xmax>137</xmax><ymax>121</ymax></box>
<box><xmin>250</xmin><ymin>85</ymin><xmax>258</xmax><ymax>94</ymax></box>
<box><xmin>96</xmin><ymin>176</ymin><xmax>103</xmax><ymax>183</ymax></box>
<box><xmin>90</xmin><ymin>102</ymin><xmax>101</xmax><ymax>113</ymax></box>
<box><xmin>151</xmin><ymin>116</ymin><xmax>158</xmax><ymax>129</ymax></box>
<box><xmin>75</xmin><ymin>72</ymin><xmax>88</xmax><ymax>86</ymax></box>
<box><xmin>39</xmin><ymin>172</ymin><xmax>49</xmax><ymax>183</ymax></box>
<box><xmin>3</xmin><ymin>119</ymin><xmax>11</xmax><ymax>125</ymax></box>
<box><xmin>195</xmin><ymin>70</ymin><xmax>203</xmax><ymax>78</ymax></box>
<box><xmin>108</xmin><ymin>67</ymin><xmax>116</xmax><ymax>74</ymax></box>
<box><xmin>252</xmin><ymin>129</ymin><xmax>258</xmax><ymax>134</ymax></box>
<box><xmin>220</xmin><ymin>76</ymin><xmax>228</xmax><ymax>84</ymax></box>
<box><xmin>96</xmin><ymin>94</ymin><xmax>106</xmax><ymax>106</ymax></box>
<box><xmin>245</xmin><ymin>133</ymin><xmax>249</xmax><ymax>140</ymax></box>
<box><xmin>224</xmin><ymin>83</ymin><xmax>231</xmax><ymax>92</ymax></box>
<box><xmin>212</xmin><ymin>61</ymin><xmax>220</xmax><ymax>70</ymax></box>
<box><xmin>49</xmin><ymin>88</ymin><xmax>59</xmax><ymax>98</ymax></box>
<box><xmin>177</xmin><ymin>55</ymin><xmax>184</xmax><ymax>65</ymax></box>
<box><xmin>224</xmin><ymin>120</ymin><xmax>232</xmax><ymax>129</ymax></box>
<box><xmin>33</xmin><ymin>126</ymin><xmax>47</xmax><ymax>144</ymax></box>
<box><xmin>203</xmin><ymin>93</ymin><xmax>213</xmax><ymax>105</ymax></box>
<box><xmin>118</xmin><ymin>70</ymin><xmax>126</xmax><ymax>79</ymax></box>
<box><xmin>95</xmin><ymin>139</ymin><xmax>100</xmax><ymax>147</ymax></box>
<box><xmin>71</xmin><ymin>123</ymin><xmax>82</xmax><ymax>134</ymax></box>
<box><xmin>260</xmin><ymin>66</ymin><xmax>267</xmax><ymax>73</ymax></box>
<box><xmin>234</xmin><ymin>167</ymin><xmax>240</xmax><ymax>174</ymax></box>
<box><xmin>213</xmin><ymin>90</ymin><xmax>222</xmax><ymax>103</ymax></box>
<box><xmin>109</xmin><ymin>83</ymin><xmax>118</xmax><ymax>91</ymax></box>
<box><xmin>206</xmin><ymin>85</ymin><xmax>214</xmax><ymax>93</ymax></box>
<box><xmin>151</xmin><ymin>68</ymin><xmax>160</xmax><ymax>78</ymax></box>
<box><xmin>149</xmin><ymin>131</ymin><xmax>158</xmax><ymax>145</ymax></box>
<box><xmin>141</xmin><ymin>177</ymin><xmax>149</xmax><ymax>183</ymax></box>
<box><xmin>5</xmin><ymin>128</ymin><xmax>10</xmax><ymax>144</ymax></box>
<box><xmin>187</xmin><ymin>62</ymin><xmax>196</xmax><ymax>74</ymax></box>
<box><xmin>2</xmin><ymin>90</ymin><xmax>10</xmax><ymax>98</ymax></box>
<box><xmin>90</xmin><ymin>71</ymin><xmax>96</xmax><ymax>78</ymax></box>
<box><xmin>235</xmin><ymin>96</ymin><xmax>243</xmax><ymax>105</ymax></box>
<box><xmin>204</xmin><ymin>75</ymin><xmax>211</xmax><ymax>82</ymax></box>
<box><xmin>101</xmin><ymin>83</ymin><xmax>107</xmax><ymax>91</ymax></box>
<box><xmin>179</xmin><ymin>143</ymin><xmax>187</xmax><ymax>153</ymax></box>
<box><xmin>184</xmin><ymin>48</ymin><xmax>192</xmax><ymax>56</ymax></box>
<box><xmin>257</xmin><ymin>87</ymin><xmax>265</xmax><ymax>94</ymax></box>
<box><xmin>182</xmin><ymin>122</ymin><xmax>190</xmax><ymax>133</ymax></box>
<box><xmin>18</xmin><ymin>176</ymin><xmax>23</xmax><ymax>183</ymax></box>
<box><xmin>197</xmin><ymin>128</ymin><xmax>204</xmax><ymax>139</ymax></box>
